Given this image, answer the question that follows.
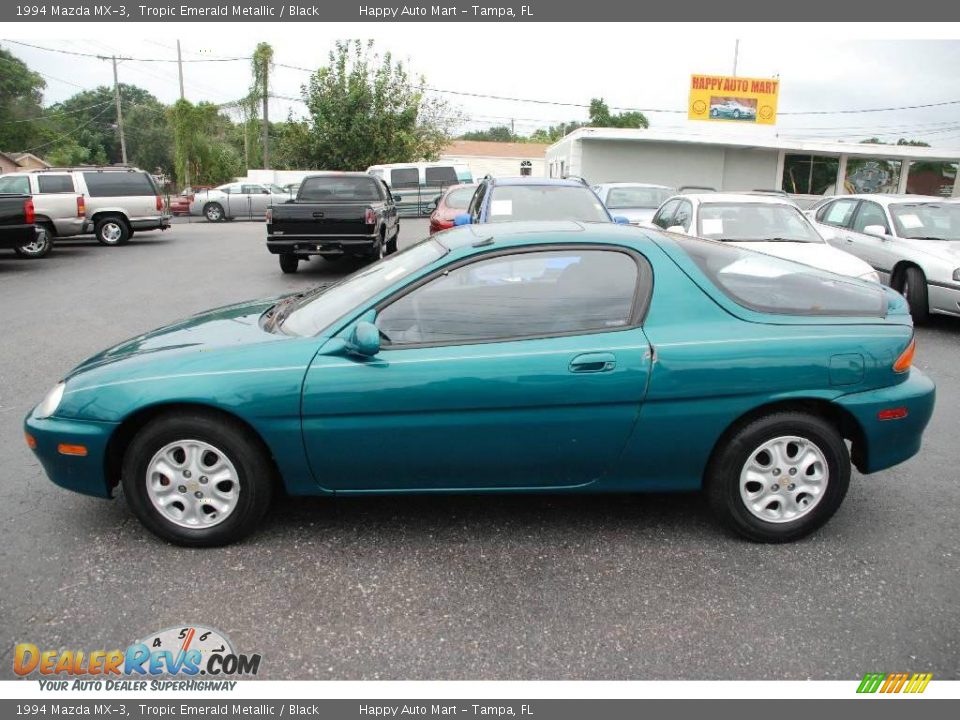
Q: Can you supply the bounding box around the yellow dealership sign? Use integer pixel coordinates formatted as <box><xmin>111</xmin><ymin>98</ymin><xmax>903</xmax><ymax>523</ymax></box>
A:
<box><xmin>689</xmin><ymin>75</ymin><xmax>779</xmax><ymax>125</ymax></box>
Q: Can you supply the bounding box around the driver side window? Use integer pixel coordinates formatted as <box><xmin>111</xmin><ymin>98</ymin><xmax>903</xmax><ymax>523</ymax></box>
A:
<box><xmin>376</xmin><ymin>249</ymin><xmax>642</xmax><ymax>346</ymax></box>
<box><xmin>852</xmin><ymin>201</ymin><xmax>889</xmax><ymax>234</ymax></box>
<box><xmin>653</xmin><ymin>199</ymin><xmax>680</xmax><ymax>229</ymax></box>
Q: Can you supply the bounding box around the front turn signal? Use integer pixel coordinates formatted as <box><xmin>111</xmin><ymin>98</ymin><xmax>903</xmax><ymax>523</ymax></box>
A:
<box><xmin>893</xmin><ymin>338</ymin><xmax>916</xmax><ymax>373</ymax></box>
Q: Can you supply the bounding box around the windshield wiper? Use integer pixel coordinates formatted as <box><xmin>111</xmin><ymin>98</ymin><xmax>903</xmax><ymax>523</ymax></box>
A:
<box><xmin>907</xmin><ymin>236</ymin><xmax>952</xmax><ymax>241</ymax></box>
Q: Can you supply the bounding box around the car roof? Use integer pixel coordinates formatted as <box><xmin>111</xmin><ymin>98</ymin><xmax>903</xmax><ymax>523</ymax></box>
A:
<box><xmin>485</xmin><ymin>176</ymin><xmax>589</xmax><ymax>188</ymax></box>
<box><xmin>301</xmin><ymin>172</ymin><xmax>375</xmax><ymax>179</ymax></box>
<box><xmin>670</xmin><ymin>192</ymin><xmax>799</xmax><ymax>206</ymax></box>
<box><xmin>834</xmin><ymin>193</ymin><xmax>948</xmax><ymax>204</ymax></box>
<box><xmin>595</xmin><ymin>182</ymin><xmax>674</xmax><ymax>189</ymax></box>
<box><xmin>434</xmin><ymin>220</ymin><xmax>645</xmax><ymax>250</ymax></box>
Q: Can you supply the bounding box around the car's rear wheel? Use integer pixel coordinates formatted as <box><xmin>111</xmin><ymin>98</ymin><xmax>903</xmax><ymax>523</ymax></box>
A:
<box><xmin>121</xmin><ymin>412</ymin><xmax>273</xmax><ymax>547</ymax></box>
<box><xmin>386</xmin><ymin>225</ymin><xmax>399</xmax><ymax>254</ymax></box>
<box><xmin>899</xmin><ymin>266</ymin><xmax>929</xmax><ymax>324</ymax></box>
<box><xmin>95</xmin><ymin>217</ymin><xmax>130</xmax><ymax>246</ymax></box>
<box><xmin>15</xmin><ymin>224</ymin><xmax>53</xmax><ymax>258</ymax></box>
<box><xmin>204</xmin><ymin>203</ymin><xmax>225</xmax><ymax>222</ymax></box>
<box><xmin>279</xmin><ymin>253</ymin><xmax>299</xmax><ymax>273</ymax></box>
<box><xmin>367</xmin><ymin>232</ymin><xmax>386</xmax><ymax>264</ymax></box>
<box><xmin>706</xmin><ymin>412</ymin><xmax>850</xmax><ymax>542</ymax></box>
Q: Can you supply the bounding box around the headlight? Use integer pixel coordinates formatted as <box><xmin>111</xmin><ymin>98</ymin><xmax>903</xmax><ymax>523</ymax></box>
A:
<box><xmin>860</xmin><ymin>270</ymin><xmax>881</xmax><ymax>284</ymax></box>
<box><xmin>953</xmin><ymin>268</ymin><xmax>960</xmax><ymax>282</ymax></box>
<box><xmin>35</xmin><ymin>382</ymin><xmax>65</xmax><ymax>419</ymax></box>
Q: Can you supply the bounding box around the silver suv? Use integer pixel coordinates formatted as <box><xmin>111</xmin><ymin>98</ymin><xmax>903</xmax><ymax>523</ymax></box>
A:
<box><xmin>0</xmin><ymin>166</ymin><xmax>171</xmax><ymax>252</ymax></box>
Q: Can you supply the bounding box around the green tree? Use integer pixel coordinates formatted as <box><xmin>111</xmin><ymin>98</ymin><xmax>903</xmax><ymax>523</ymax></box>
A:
<box><xmin>168</xmin><ymin>99</ymin><xmax>242</xmax><ymax>186</ymax></box>
<box><xmin>460</xmin><ymin>125</ymin><xmax>521</xmax><ymax>142</ymax></box>
<box><xmin>528</xmin><ymin>98</ymin><xmax>648</xmax><ymax>144</ymax></box>
<box><xmin>250</xmin><ymin>42</ymin><xmax>274</xmax><ymax>168</ymax></box>
<box><xmin>0</xmin><ymin>47</ymin><xmax>48</xmax><ymax>152</ymax></box>
<box><xmin>299</xmin><ymin>39</ymin><xmax>459</xmax><ymax>169</ymax></box>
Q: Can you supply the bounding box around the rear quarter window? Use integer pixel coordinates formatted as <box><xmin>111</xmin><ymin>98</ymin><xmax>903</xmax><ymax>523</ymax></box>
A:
<box><xmin>674</xmin><ymin>236</ymin><xmax>886</xmax><ymax>317</ymax></box>
<box><xmin>82</xmin><ymin>172</ymin><xmax>157</xmax><ymax>197</ymax></box>
<box><xmin>424</xmin><ymin>166</ymin><xmax>458</xmax><ymax>186</ymax></box>
<box><xmin>37</xmin><ymin>175</ymin><xmax>75</xmax><ymax>193</ymax></box>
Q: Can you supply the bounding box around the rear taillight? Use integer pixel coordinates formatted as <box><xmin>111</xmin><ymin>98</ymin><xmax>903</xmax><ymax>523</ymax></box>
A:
<box><xmin>76</xmin><ymin>196</ymin><xmax>85</xmax><ymax>218</ymax></box>
<box><xmin>893</xmin><ymin>337</ymin><xmax>916</xmax><ymax>373</ymax></box>
<box><xmin>24</xmin><ymin>198</ymin><xmax>35</xmax><ymax>225</ymax></box>
<box><xmin>265</xmin><ymin>208</ymin><xmax>273</xmax><ymax>224</ymax></box>
<box><xmin>364</xmin><ymin>208</ymin><xmax>376</xmax><ymax>225</ymax></box>
<box><xmin>156</xmin><ymin>195</ymin><xmax>164</xmax><ymax>212</ymax></box>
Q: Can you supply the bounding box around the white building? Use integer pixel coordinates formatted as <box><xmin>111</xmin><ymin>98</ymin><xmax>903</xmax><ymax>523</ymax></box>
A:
<box><xmin>546</xmin><ymin>128</ymin><xmax>960</xmax><ymax>203</ymax></box>
<box><xmin>439</xmin><ymin>140</ymin><xmax>548</xmax><ymax>180</ymax></box>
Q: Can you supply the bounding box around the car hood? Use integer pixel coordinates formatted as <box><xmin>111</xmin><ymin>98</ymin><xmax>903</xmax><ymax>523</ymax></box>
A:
<box><xmin>68</xmin><ymin>297</ymin><xmax>283</xmax><ymax>378</ymax></box>
<box><xmin>730</xmin><ymin>241</ymin><xmax>877</xmax><ymax>279</ymax></box>
<box><xmin>612</xmin><ymin>208</ymin><xmax>658</xmax><ymax>224</ymax></box>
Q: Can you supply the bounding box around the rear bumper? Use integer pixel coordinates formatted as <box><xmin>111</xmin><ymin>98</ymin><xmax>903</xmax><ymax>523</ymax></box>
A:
<box><xmin>24</xmin><ymin>410</ymin><xmax>116</xmax><ymax>499</ymax></box>
<box><xmin>266</xmin><ymin>234</ymin><xmax>378</xmax><ymax>256</ymax></box>
<box><xmin>835</xmin><ymin>368</ymin><xmax>936</xmax><ymax>474</ymax></box>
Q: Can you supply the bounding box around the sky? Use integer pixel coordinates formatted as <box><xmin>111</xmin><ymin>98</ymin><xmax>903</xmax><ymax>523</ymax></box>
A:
<box><xmin>4</xmin><ymin>24</ymin><xmax>960</xmax><ymax>148</ymax></box>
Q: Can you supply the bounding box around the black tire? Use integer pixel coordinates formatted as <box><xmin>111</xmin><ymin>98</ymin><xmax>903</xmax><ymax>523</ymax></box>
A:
<box><xmin>15</xmin><ymin>224</ymin><xmax>53</xmax><ymax>258</ymax></box>
<box><xmin>367</xmin><ymin>230</ymin><xmax>386</xmax><ymax>264</ymax></box>
<box><xmin>94</xmin><ymin>216</ymin><xmax>130</xmax><ymax>246</ymax></box>
<box><xmin>121</xmin><ymin>412</ymin><xmax>274</xmax><ymax>547</ymax></box>
<box><xmin>706</xmin><ymin>412</ymin><xmax>850</xmax><ymax>543</ymax></box>
<box><xmin>204</xmin><ymin>202</ymin><xmax>225</xmax><ymax>223</ymax></box>
<box><xmin>900</xmin><ymin>266</ymin><xmax>930</xmax><ymax>324</ymax></box>
<box><xmin>733</xmin><ymin>109</ymin><xmax>741</xmax><ymax>119</ymax></box>
<box><xmin>386</xmin><ymin>225</ymin><xmax>399</xmax><ymax>254</ymax></box>
<box><xmin>711</xmin><ymin>108</ymin><xmax>719</xmax><ymax>117</ymax></box>
<box><xmin>279</xmin><ymin>253</ymin><xmax>299</xmax><ymax>274</ymax></box>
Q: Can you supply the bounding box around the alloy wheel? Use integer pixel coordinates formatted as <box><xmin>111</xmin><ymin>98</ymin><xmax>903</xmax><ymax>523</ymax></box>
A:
<box><xmin>739</xmin><ymin>435</ymin><xmax>829</xmax><ymax>523</ymax></box>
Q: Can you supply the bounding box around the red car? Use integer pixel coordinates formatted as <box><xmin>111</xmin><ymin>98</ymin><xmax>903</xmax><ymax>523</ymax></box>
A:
<box><xmin>428</xmin><ymin>183</ymin><xmax>478</xmax><ymax>234</ymax></box>
<box><xmin>170</xmin><ymin>186</ymin><xmax>213</xmax><ymax>216</ymax></box>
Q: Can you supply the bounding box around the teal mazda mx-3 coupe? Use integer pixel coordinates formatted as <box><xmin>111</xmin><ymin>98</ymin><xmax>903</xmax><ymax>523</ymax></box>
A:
<box><xmin>25</xmin><ymin>222</ymin><xmax>935</xmax><ymax>546</ymax></box>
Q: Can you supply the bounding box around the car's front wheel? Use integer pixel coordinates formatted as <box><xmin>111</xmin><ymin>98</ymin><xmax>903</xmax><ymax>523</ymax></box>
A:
<box><xmin>706</xmin><ymin>412</ymin><xmax>850</xmax><ymax>542</ymax></box>
<box><xmin>899</xmin><ymin>266</ymin><xmax>929</xmax><ymax>324</ymax></box>
<box><xmin>121</xmin><ymin>412</ymin><xmax>274</xmax><ymax>547</ymax></box>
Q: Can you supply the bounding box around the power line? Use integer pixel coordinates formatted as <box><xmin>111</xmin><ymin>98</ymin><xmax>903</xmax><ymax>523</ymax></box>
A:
<box><xmin>1</xmin><ymin>39</ymin><xmax>248</xmax><ymax>63</ymax></box>
<box><xmin>17</xmin><ymin>104</ymin><xmax>115</xmax><ymax>155</ymax></box>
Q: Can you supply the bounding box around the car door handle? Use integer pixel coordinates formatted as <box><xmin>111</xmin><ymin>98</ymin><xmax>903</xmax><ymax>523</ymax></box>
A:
<box><xmin>569</xmin><ymin>353</ymin><xmax>617</xmax><ymax>373</ymax></box>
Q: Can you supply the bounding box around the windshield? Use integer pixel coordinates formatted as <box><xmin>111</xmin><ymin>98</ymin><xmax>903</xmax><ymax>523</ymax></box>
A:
<box><xmin>673</xmin><ymin>236</ymin><xmax>886</xmax><ymax>317</ymax></box>
<box><xmin>605</xmin><ymin>186</ymin><xmax>672</xmax><ymax>209</ymax></box>
<box><xmin>298</xmin><ymin>176</ymin><xmax>382</xmax><ymax>202</ymax></box>
<box><xmin>889</xmin><ymin>202</ymin><xmax>960</xmax><ymax>240</ymax></box>
<box><xmin>487</xmin><ymin>185</ymin><xmax>610</xmax><ymax>224</ymax></box>
<box><xmin>280</xmin><ymin>239</ymin><xmax>448</xmax><ymax>337</ymax></box>
<box><xmin>698</xmin><ymin>202</ymin><xmax>823</xmax><ymax>243</ymax></box>
<box><xmin>444</xmin><ymin>186</ymin><xmax>477</xmax><ymax>209</ymax></box>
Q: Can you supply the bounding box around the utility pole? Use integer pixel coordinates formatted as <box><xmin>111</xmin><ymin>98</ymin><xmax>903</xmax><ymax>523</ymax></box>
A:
<box><xmin>261</xmin><ymin>53</ymin><xmax>270</xmax><ymax>169</ymax></box>
<box><xmin>176</xmin><ymin>40</ymin><xmax>189</xmax><ymax>187</ymax></box>
<box><xmin>732</xmin><ymin>39</ymin><xmax>740</xmax><ymax>76</ymax></box>
<box><xmin>176</xmin><ymin>40</ymin><xmax>185</xmax><ymax>100</ymax></box>
<box><xmin>511</xmin><ymin>118</ymin><xmax>515</xmax><ymax>137</ymax></box>
<box><xmin>111</xmin><ymin>56</ymin><xmax>128</xmax><ymax>165</ymax></box>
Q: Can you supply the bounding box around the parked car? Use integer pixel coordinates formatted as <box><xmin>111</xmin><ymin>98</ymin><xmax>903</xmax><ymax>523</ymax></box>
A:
<box><xmin>266</xmin><ymin>172</ymin><xmax>400</xmax><ymax>273</ymax></box>
<box><xmin>3</xmin><ymin>166</ymin><xmax>170</xmax><ymax>245</ymax></box>
<box><xmin>428</xmin><ymin>183</ymin><xmax>478</xmax><ymax>234</ymax></box>
<box><xmin>806</xmin><ymin>194</ymin><xmax>960</xmax><ymax>321</ymax></box>
<box><xmin>710</xmin><ymin>99</ymin><xmax>757</xmax><ymax>120</ymax></box>
<box><xmin>0</xmin><ymin>167</ymin><xmax>169</xmax><ymax>247</ymax></box>
<box><xmin>453</xmin><ymin>176</ymin><xmax>625</xmax><ymax>225</ymax></box>
<box><xmin>649</xmin><ymin>193</ymin><xmax>879</xmax><ymax>282</ymax></box>
<box><xmin>0</xmin><ymin>193</ymin><xmax>44</xmax><ymax>257</ymax></box>
<box><xmin>189</xmin><ymin>182</ymin><xmax>291</xmax><ymax>222</ymax></box>
<box><xmin>593</xmin><ymin>183</ymin><xmax>674</xmax><ymax>225</ymax></box>
<box><xmin>169</xmin><ymin>185</ymin><xmax>213</xmax><ymax>216</ymax></box>
<box><xmin>25</xmin><ymin>222</ymin><xmax>933</xmax><ymax>547</ymax></box>
<box><xmin>366</xmin><ymin>162</ymin><xmax>473</xmax><ymax>217</ymax></box>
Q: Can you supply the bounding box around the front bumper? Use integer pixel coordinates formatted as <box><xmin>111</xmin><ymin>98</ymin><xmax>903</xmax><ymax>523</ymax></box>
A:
<box><xmin>24</xmin><ymin>410</ymin><xmax>117</xmax><ymax>499</ymax></box>
<box><xmin>266</xmin><ymin>234</ymin><xmax>378</xmax><ymax>256</ymax></box>
<box><xmin>835</xmin><ymin>368</ymin><xmax>936</xmax><ymax>474</ymax></box>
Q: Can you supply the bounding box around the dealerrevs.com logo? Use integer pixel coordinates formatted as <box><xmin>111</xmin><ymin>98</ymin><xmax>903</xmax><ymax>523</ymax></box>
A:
<box><xmin>14</xmin><ymin>625</ymin><xmax>261</xmax><ymax>691</ymax></box>
<box><xmin>856</xmin><ymin>672</ymin><xmax>933</xmax><ymax>694</ymax></box>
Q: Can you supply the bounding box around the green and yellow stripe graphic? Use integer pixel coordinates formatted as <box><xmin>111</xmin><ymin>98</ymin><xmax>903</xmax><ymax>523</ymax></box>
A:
<box><xmin>857</xmin><ymin>672</ymin><xmax>933</xmax><ymax>694</ymax></box>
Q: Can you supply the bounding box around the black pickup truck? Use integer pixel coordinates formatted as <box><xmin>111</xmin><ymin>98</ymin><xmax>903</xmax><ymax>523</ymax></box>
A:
<box><xmin>266</xmin><ymin>173</ymin><xmax>400</xmax><ymax>274</ymax></box>
<box><xmin>0</xmin><ymin>193</ymin><xmax>41</xmax><ymax>258</ymax></box>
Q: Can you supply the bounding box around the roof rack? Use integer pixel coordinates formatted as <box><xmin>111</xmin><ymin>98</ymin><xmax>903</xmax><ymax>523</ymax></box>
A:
<box><xmin>27</xmin><ymin>164</ymin><xmax>141</xmax><ymax>173</ymax></box>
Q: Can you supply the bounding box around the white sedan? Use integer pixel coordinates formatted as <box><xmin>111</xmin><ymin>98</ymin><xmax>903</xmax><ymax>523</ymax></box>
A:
<box><xmin>647</xmin><ymin>193</ymin><xmax>880</xmax><ymax>282</ymax></box>
<box><xmin>189</xmin><ymin>182</ymin><xmax>293</xmax><ymax>222</ymax></box>
<box><xmin>593</xmin><ymin>183</ymin><xmax>674</xmax><ymax>225</ymax></box>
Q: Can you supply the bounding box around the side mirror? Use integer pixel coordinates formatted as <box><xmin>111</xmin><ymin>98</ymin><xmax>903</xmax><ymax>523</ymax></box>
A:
<box><xmin>863</xmin><ymin>225</ymin><xmax>888</xmax><ymax>238</ymax></box>
<box><xmin>613</xmin><ymin>215</ymin><xmax>630</xmax><ymax>225</ymax></box>
<box><xmin>453</xmin><ymin>213</ymin><xmax>472</xmax><ymax>226</ymax></box>
<box><xmin>347</xmin><ymin>321</ymin><xmax>380</xmax><ymax>357</ymax></box>
<box><xmin>666</xmin><ymin>225</ymin><xmax>686</xmax><ymax>234</ymax></box>
<box><xmin>392</xmin><ymin>193</ymin><xmax>401</xmax><ymax>202</ymax></box>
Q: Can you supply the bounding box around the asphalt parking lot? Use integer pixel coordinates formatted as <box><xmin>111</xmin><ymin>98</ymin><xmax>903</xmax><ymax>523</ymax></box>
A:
<box><xmin>1</xmin><ymin>218</ymin><xmax>958</xmax><ymax>680</ymax></box>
